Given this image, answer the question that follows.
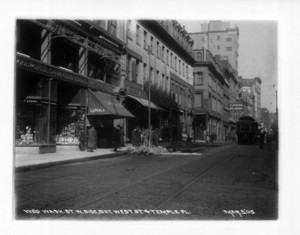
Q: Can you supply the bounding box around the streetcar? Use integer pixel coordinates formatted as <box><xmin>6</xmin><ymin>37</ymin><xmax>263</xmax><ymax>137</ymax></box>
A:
<box><xmin>236</xmin><ymin>115</ymin><xmax>259</xmax><ymax>144</ymax></box>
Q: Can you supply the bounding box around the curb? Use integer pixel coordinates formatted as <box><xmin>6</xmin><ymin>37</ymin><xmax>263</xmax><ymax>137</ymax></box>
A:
<box><xmin>15</xmin><ymin>151</ymin><xmax>128</xmax><ymax>173</ymax></box>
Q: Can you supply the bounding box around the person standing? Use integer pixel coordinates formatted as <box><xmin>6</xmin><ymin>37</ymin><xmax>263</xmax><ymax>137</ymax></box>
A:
<box><xmin>113</xmin><ymin>125</ymin><xmax>122</xmax><ymax>152</ymax></box>
<box><xmin>87</xmin><ymin>126</ymin><xmax>97</xmax><ymax>152</ymax></box>
<box><xmin>259</xmin><ymin>128</ymin><xmax>266</xmax><ymax>149</ymax></box>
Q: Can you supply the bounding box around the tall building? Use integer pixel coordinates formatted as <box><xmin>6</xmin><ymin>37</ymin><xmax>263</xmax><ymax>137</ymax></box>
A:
<box><xmin>189</xmin><ymin>20</ymin><xmax>239</xmax><ymax>72</ymax></box>
<box><xmin>239</xmin><ymin>76</ymin><xmax>262</xmax><ymax>120</ymax></box>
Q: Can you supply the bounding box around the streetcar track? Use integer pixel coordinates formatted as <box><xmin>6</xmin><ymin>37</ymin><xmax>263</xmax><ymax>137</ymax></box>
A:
<box><xmin>141</xmin><ymin>154</ymin><xmax>236</xmax><ymax>219</ymax></box>
<box><xmin>17</xmin><ymin>145</ymin><xmax>235</xmax><ymax>218</ymax></box>
<box><xmin>57</xmin><ymin>147</ymin><xmax>236</xmax><ymax>218</ymax></box>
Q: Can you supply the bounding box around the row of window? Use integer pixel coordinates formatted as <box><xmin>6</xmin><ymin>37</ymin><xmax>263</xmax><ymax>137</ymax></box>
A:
<box><xmin>194</xmin><ymin>92</ymin><xmax>223</xmax><ymax>114</ymax></box>
<box><xmin>131</xmin><ymin>21</ymin><xmax>190</xmax><ymax>78</ymax></box>
<box><xmin>170</xmin><ymin>82</ymin><xmax>192</xmax><ymax>108</ymax></box>
<box><xmin>201</xmin><ymin>36</ymin><xmax>233</xmax><ymax>42</ymax></box>
<box><xmin>128</xmin><ymin>58</ymin><xmax>171</xmax><ymax>93</ymax></box>
<box><xmin>216</xmin><ymin>46</ymin><xmax>233</xmax><ymax>51</ymax></box>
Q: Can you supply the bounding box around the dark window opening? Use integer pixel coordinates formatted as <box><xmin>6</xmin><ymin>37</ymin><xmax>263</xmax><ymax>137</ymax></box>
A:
<box><xmin>16</xmin><ymin>20</ymin><xmax>42</xmax><ymax>60</ymax></box>
<box><xmin>51</xmin><ymin>38</ymin><xmax>79</xmax><ymax>73</ymax></box>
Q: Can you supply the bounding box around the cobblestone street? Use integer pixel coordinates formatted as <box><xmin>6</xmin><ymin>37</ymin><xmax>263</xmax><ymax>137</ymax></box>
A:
<box><xmin>15</xmin><ymin>142</ymin><xmax>278</xmax><ymax>220</ymax></box>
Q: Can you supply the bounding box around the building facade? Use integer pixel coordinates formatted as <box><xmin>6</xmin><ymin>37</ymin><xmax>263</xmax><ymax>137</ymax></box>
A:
<box><xmin>124</xmin><ymin>20</ymin><xmax>195</xmax><ymax>141</ymax></box>
<box><xmin>192</xmin><ymin>49</ymin><xmax>240</xmax><ymax>141</ymax></box>
<box><xmin>190</xmin><ymin>20</ymin><xmax>239</xmax><ymax>72</ymax></box>
<box><xmin>15</xmin><ymin>19</ymin><xmax>134</xmax><ymax>153</ymax></box>
<box><xmin>239</xmin><ymin>76</ymin><xmax>262</xmax><ymax>120</ymax></box>
<box><xmin>15</xmin><ymin>19</ymin><xmax>197</xmax><ymax>154</ymax></box>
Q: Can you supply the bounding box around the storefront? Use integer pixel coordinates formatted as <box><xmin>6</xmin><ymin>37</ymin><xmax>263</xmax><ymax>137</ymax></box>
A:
<box><xmin>15</xmin><ymin>54</ymin><xmax>133</xmax><ymax>153</ymax></box>
<box><xmin>123</xmin><ymin>94</ymin><xmax>165</xmax><ymax>142</ymax></box>
<box><xmin>87</xmin><ymin>89</ymin><xmax>134</xmax><ymax>147</ymax></box>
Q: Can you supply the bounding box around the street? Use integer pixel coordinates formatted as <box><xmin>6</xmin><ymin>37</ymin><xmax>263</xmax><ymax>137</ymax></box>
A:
<box><xmin>15</xmin><ymin>142</ymin><xmax>278</xmax><ymax>220</ymax></box>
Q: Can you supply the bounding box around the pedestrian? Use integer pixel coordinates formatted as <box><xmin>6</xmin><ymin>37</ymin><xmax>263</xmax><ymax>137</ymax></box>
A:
<box><xmin>259</xmin><ymin>128</ymin><xmax>266</xmax><ymax>149</ymax></box>
<box><xmin>79</xmin><ymin>130</ymin><xmax>86</xmax><ymax>151</ymax></box>
<box><xmin>113</xmin><ymin>125</ymin><xmax>122</xmax><ymax>152</ymax></box>
<box><xmin>87</xmin><ymin>125</ymin><xmax>97</xmax><ymax>152</ymax></box>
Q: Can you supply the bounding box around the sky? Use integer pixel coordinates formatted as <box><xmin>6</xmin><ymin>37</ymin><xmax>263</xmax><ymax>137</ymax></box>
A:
<box><xmin>179</xmin><ymin>20</ymin><xmax>278</xmax><ymax>113</ymax></box>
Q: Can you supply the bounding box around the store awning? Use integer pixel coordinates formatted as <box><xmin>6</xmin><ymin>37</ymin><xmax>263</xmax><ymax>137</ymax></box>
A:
<box><xmin>127</xmin><ymin>95</ymin><xmax>166</xmax><ymax>111</ymax></box>
<box><xmin>88</xmin><ymin>90</ymin><xmax>135</xmax><ymax>118</ymax></box>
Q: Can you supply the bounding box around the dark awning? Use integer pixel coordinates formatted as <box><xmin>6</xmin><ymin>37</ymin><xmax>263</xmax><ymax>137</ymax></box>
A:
<box><xmin>88</xmin><ymin>90</ymin><xmax>135</xmax><ymax>118</ymax></box>
<box><xmin>127</xmin><ymin>95</ymin><xmax>166</xmax><ymax>111</ymax></box>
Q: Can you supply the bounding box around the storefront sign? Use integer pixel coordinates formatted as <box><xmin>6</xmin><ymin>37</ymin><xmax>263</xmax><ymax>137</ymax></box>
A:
<box><xmin>16</xmin><ymin>55</ymin><xmax>88</xmax><ymax>86</ymax></box>
<box><xmin>89</xmin><ymin>108</ymin><xmax>106</xmax><ymax>113</ymax></box>
<box><xmin>229</xmin><ymin>103</ymin><xmax>244</xmax><ymax>111</ymax></box>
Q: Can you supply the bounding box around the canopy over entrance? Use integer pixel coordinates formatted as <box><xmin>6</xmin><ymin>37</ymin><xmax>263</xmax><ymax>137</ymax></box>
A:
<box><xmin>88</xmin><ymin>89</ymin><xmax>135</xmax><ymax>118</ymax></box>
<box><xmin>127</xmin><ymin>95</ymin><xmax>166</xmax><ymax>111</ymax></box>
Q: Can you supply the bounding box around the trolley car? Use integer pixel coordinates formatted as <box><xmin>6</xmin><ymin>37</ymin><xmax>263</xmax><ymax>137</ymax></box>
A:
<box><xmin>236</xmin><ymin>115</ymin><xmax>259</xmax><ymax>144</ymax></box>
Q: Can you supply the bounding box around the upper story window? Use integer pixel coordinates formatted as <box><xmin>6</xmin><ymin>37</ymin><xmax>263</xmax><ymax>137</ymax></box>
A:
<box><xmin>217</xmin><ymin>35</ymin><xmax>220</xmax><ymax>41</ymax></box>
<box><xmin>226</xmin><ymin>37</ymin><xmax>232</xmax><ymax>42</ymax></box>
<box><xmin>175</xmin><ymin>56</ymin><xmax>177</xmax><ymax>71</ymax></box>
<box><xmin>162</xmin><ymin>46</ymin><xmax>165</xmax><ymax>62</ymax></box>
<box><xmin>127</xmin><ymin>20</ymin><xmax>132</xmax><ymax>39</ymax></box>
<box><xmin>166</xmin><ymin>49</ymin><xmax>169</xmax><ymax>65</ymax></box>
<box><xmin>196</xmin><ymin>51</ymin><xmax>203</xmax><ymax>61</ymax></box>
<box><xmin>226</xmin><ymin>47</ymin><xmax>232</xmax><ymax>51</ymax></box>
<box><xmin>179</xmin><ymin>60</ymin><xmax>181</xmax><ymax>74</ymax></box>
<box><xmin>170</xmin><ymin>53</ymin><xmax>173</xmax><ymax>68</ymax></box>
<box><xmin>195</xmin><ymin>72</ymin><xmax>203</xmax><ymax>85</ymax></box>
<box><xmin>150</xmin><ymin>36</ymin><xmax>154</xmax><ymax>54</ymax></box>
<box><xmin>217</xmin><ymin>46</ymin><xmax>220</xmax><ymax>50</ymax></box>
<box><xmin>157</xmin><ymin>41</ymin><xmax>160</xmax><ymax>59</ymax></box>
<box><xmin>136</xmin><ymin>24</ymin><xmax>140</xmax><ymax>44</ymax></box>
<box><xmin>143</xmin><ymin>31</ymin><xmax>147</xmax><ymax>50</ymax></box>
<box><xmin>108</xmin><ymin>20</ymin><xmax>117</xmax><ymax>37</ymax></box>
<box><xmin>186</xmin><ymin>65</ymin><xmax>188</xmax><ymax>78</ymax></box>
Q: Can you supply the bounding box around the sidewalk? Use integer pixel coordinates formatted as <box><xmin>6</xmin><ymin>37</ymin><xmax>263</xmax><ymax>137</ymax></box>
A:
<box><xmin>15</xmin><ymin>141</ymin><xmax>231</xmax><ymax>172</ymax></box>
<box><xmin>15</xmin><ymin>147</ymin><xmax>128</xmax><ymax>172</ymax></box>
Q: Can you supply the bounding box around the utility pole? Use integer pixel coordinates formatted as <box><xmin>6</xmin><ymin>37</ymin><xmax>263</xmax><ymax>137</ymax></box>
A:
<box><xmin>148</xmin><ymin>45</ymin><xmax>152</xmax><ymax>147</ymax></box>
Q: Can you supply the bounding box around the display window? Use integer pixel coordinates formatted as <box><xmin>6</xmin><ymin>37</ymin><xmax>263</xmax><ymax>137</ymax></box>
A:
<box><xmin>16</xmin><ymin>101</ymin><xmax>56</xmax><ymax>145</ymax></box>
<box><xmin>56</xmin><ymin>106</ymin><xmax>86</xmax><ymax>145</ymax></box>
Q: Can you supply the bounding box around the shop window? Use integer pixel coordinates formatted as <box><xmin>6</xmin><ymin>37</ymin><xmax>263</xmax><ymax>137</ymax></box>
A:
<box><xmin>56</xmin><ymin>106</ymin><xmax>86</xmax><ymax>145</ymax></box>
<box><xmin>16</xmin><ymin>102</ymin><xmax>56</xmax><ymax>145</ymax></box>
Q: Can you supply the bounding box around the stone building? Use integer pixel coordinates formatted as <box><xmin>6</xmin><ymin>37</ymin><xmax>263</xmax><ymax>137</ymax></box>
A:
<box><xmin>189</xmin><ymin>20</ymin><xmax>239</xmax><ymax>71</ymax></box>
<box><xmin>124</xmin><ymin>20</ymin><xmax>195</xmax><ymax>141</ymax></box>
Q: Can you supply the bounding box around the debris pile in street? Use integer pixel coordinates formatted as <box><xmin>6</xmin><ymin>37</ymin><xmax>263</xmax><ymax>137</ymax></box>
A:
<box><xmin>127</xmin><ymin>145</ymin><xmax>169</xmax><ymax>156</ymax></box>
